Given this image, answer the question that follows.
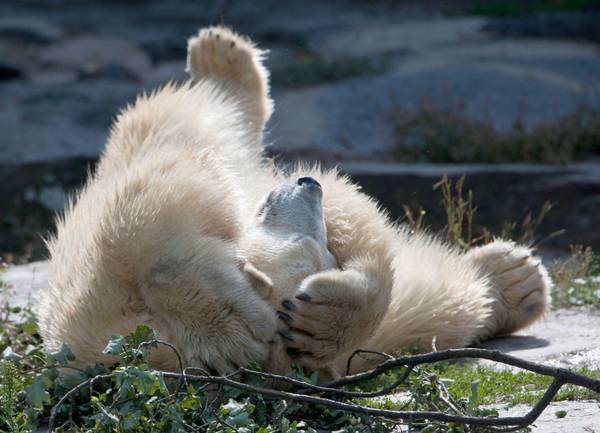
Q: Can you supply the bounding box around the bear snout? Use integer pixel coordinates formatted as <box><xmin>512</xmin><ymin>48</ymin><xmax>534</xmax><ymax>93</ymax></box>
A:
<box><xmin>297</xmin><ymin>177</ymin><xmax>321</xmax><ymax>189</ymax></box>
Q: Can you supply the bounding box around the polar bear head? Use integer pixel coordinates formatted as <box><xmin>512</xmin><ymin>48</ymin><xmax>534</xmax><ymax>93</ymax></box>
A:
<box><xmin>239</xmin><ymin>176</ymin><xmax>338</xmax><ymax>305</ymax></box>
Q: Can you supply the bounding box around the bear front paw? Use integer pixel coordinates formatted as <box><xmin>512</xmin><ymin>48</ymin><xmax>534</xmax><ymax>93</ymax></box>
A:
<box><xmin>467</xmin><ymin>240</ymin><xmax>552</xmax><ymax>336</ymax></box>
<box><xmin>275</xmin><ymin>270</ymin><xmax>384</xmax><ymax>370</ymax></box>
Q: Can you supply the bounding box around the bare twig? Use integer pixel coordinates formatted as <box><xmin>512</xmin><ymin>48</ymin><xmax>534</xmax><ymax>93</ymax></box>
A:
<box><xmin>46</xmin><ymin>347</ymin><xmax>600</xmax><ymax>432</ymax></box>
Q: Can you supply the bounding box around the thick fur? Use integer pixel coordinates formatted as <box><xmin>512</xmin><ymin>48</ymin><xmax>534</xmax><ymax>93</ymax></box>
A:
<box><xmin>39</xmin><ymin>27</ymin><xmax>552</xmax><ymax>378</ymax></box>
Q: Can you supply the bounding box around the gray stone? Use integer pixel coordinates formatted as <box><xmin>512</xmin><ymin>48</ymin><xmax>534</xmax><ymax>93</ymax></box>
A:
<box><xmin>495</xmin><ymin>400</ymin><xmax>600</xmax><ymax>432</ymax></box>
<box><xmin>2</xmin><ymin>261</ymin><xmax>48</xmax><ymax>311</ymax></box>
<box><xmin>0</xmin><ymin>17</ymin><xmax>63</xmax><ymax>44</ymax></box>
<box><xmin>38</xmin><ymin>186</ymin><xmax>67</xmax><ymax>210</ymax></box>
<box><xmin>28</xmin><ymin>68</ymin><xmax>78</xmax><ymax>86</ymax></box>
<box><xmin>0</xmin><ymin>63</ymin><xmax>21</xmax><ymax>81</ymax></box>
<box><xmin>39</xmin><ymin>36</ymin><xmax>152</xmax><ymax>79</ymax></box>
<box><xmin>143</xmin><ymin>61</ymin><xmax>187</xmax><ymax>87</ymax></box>
<box><xmin>480</xmin><ymin>308</ymin><xmax>600</xmax><ymax>370</ymax></box>
<box><xmin>308</xmin><ymin>17</ymin><xmax>486</xmax><ymax>59</ymax></box>
<box><xmin>485</xmin><ymin>10</ymin><xmax>600</xmax><ymax>44</ymax></box>
<box><xmin>271</xmin><ymin>39</ymin><xmax>600</xmax><ymax>159</ymax></box>
<box><xmin>0</xmin><ymin>79</ymin><xmax>142</xmax><ymax>164</ymax></box>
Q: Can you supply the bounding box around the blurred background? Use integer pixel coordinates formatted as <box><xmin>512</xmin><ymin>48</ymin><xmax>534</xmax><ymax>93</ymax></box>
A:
<box><xmin>1</xmin><ymin>0</ymin><xmax>599</xmax><ymax>264</ymax></box>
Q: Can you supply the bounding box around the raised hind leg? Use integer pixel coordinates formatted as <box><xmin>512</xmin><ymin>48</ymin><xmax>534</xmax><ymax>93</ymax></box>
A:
<box><xmin>187</xmin><ymin>26</ymin><xmax>273</xmax><ymax>139</ymax></box>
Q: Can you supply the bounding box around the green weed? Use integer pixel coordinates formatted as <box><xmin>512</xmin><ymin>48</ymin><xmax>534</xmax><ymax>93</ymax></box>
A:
<box><xmin>389</xmin><ymin>99</ymin><xmax>600</xmax><ymax>163</ymax></box>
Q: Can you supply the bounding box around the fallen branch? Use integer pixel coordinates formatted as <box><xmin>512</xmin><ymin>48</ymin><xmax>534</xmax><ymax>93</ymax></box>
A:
<box><xmin>46</xmin><ymin>347</ymin><xmax>600</xmax><ymax>432</ymax></box>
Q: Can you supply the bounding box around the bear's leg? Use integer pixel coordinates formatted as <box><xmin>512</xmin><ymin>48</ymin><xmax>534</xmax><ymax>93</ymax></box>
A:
<box><xmin>276</xmin><ymin>169</ymin><xmax>395</xmax><ymax>372</ymax></box>
<box><xmin>337</xmin><ymin>229</ymin><xmax>496</xmax><ymax>373</ymax></box>
<box><xmin>139</xmin><ymin>235</ymin><xmax>279</xmax><ymax>374</ymax></box>
<box><xmin>464</xmin><ymin>240</ymin><xmax>552</xmax><ymax>338</ymax></box>
<box><xmin>187</xmin><ymin>26</ymin><xmax>273</xmax><ymax>138</ymax></box>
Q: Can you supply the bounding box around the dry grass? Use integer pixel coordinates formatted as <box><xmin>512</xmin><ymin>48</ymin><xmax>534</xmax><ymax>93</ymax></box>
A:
<box><xmin>406</xmin><ymin>175</ymin><xmax>557</xmax><ymax>250</ymax></box>
<box><xmin>404</xmin><ymin>175</ymin><xmax>599</xmax><ymax>308</ymax></box>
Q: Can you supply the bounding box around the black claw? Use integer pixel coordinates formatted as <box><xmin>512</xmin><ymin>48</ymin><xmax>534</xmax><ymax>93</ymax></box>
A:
<box><xmin>277</xmin><ymin>311</ymin><xmax>292</xmax><ymax>322</ymax></box>
<box><xmin>296</xmin><ymin>293</ymin><xmax>311</xmax><ymax>302</ymax></box>
<box><xmin>230</xmin><ymin>41</ymin><xmax>235</xmax><ymax>48</ymax></box>
<box><xmin>282</xmin><ymin>300</ymin><xmax>295</xmax><ymax>311</ymax></box>
<box><xmin>278</xmin><ymin>329</ymin><xmax>294</xmax><ymax>341</ymax></box>
<box><xmin>216</xmin><ymin>34</ymin><xmax>220</xmax><ymax>40</ymax></box>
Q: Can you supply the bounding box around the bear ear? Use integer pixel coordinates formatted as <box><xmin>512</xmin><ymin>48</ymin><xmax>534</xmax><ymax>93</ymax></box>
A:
<box><xmin>243</xmin><ymin>261</ymin><xmax>273</xmax><ymax>300</ymax></box>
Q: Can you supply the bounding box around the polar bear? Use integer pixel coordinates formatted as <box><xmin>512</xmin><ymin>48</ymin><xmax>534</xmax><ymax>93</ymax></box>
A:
<box><xmin>39</xmin><ymin>27</ymin><xmax>552</xmax><ymax>378</ymax></box>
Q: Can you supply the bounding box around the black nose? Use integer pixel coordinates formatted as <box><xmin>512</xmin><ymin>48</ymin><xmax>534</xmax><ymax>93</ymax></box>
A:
<box><xmin>297</xmin><ymin>177</ymin><xmax>321</xmax><ymax>188</ymax></box>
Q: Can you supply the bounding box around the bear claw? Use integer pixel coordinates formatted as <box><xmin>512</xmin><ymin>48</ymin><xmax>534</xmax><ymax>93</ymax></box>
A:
<box><xmin>296</xmin><ymin>293</ymin><xmax>311</xmax><ymax>302</ymax></box>
<box><xmin>277</xmin><ymin>311</ymin><xmax>292</xmax><ymax>322</ymax></box>
<box><xmin>282</xmin><ymin>300</ymin><xmax>295</xmax><ymax>310</ymax></box>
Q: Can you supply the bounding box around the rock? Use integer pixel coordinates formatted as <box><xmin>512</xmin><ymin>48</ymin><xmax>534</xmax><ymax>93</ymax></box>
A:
<box><xmin>0</xmin><ymin>79</ymin><xmax>142</xmax><ymax>165</ymax></box>
<box><xmin>485</xmin><ymin>10</ymin><xmax>600</xmax><ymax>44</ymax></box>
<box><xmin>0</xmin><ymin>63</ymin><xmax>21</xmax><ymax>81</ymax></box>
<box><xmin>494</xmin><ymin>400</ymin><xmax>600</xmax><ymax>432</ymax></box>
<box><xmin>141</xmin><ymin>37</ymin><xmax>187</xmax><ymax>64</ymax></box>
<box><xmin>39</xmin><ymin>36</ymin><xmax>152</xmax><ymax>80</ymax></box>
<box><xmin>480</xmin><ymin>308</ymin><xmax>600</xmax><ymax>370</ymax></box>
<box><xmin>38</xmin><ymin>186</ymin><xmax>67</xmax><ymax>210</ymax></box>
<box><xmin>0</xmin><ymin>17</ymin><xmax>63</xmax><ymax>44</ymax></box>
<box><xmin>271</xmin><ymin>39</ymin><xmax>600</xmax><ymax>160</ymax></box>
<box><xmin>309</xmin><ymin>17</ymin><xmax>486</xmax><ymax>59</ymax></box>
<box><xmin>2</xmin><ymin>261</ymin><xmax>48</xmax><ymax>310</ymax></box>
<box><xmin>142</xmin><ymin>61</ymin><xmax>187</xmax><ymax>87</ymax></box>
<box><xmin>28</xmin><ymin>68</ymin><xmax>77</xmax><ymax>86</ymax></box>
<box><xmin>79</xmin><ymin>63</ymin><xmax>139</xmax><ymax>82</ymax></box>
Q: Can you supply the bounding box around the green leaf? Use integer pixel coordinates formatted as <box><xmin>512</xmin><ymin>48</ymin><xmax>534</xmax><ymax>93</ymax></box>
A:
<box><xmin>2</xmin><ymin>346</ymin><xmax>22</xmax><ymax>363</ymax></box>
<box><xmin>127</xmin><ymin>325</ymin><xmax>157</xmax><ymax>347</ymax></box>
<box><xmin>25</xmin><ymin>374</ymin><xmax>50</xmax><ymax>408</ymax></box>
<box><xmin>21</xmin><ymin>318</ymin><xmax>39</xmax><ymax>336</ymax></box>
<box><xmin>47</xmin><ymin>343</ymin><xmax>75</xmax><ymax>366</ymax></box>
<box><xmin>103</xmin><ymin>334</ymin><xmax>125</xmax><ymax>356</ymax></box>
<box><xmin>228</xmin><ymin>411</ymin><xmax>250</xmax><ymax>427</ymax></box>
<box><xmin>555</xmin><ymin>410</ymin><xmax>567</xmax><ymax>418</ymax></box>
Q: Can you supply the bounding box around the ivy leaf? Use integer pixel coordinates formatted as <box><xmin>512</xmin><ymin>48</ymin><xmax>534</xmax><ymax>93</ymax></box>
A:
<box><xmin>220</xmin><ymin>398</ymin><xmax>244</xmax><ymax>417</ymax></box>
<box><xmin>228</xmin><ymin>411</ymin><xmax>250</xmax><ymax>427</ymax></box>
<box><xmin>127</xmin><ymin>325</ymin><xmax>157</xmax><ymax>347</ymax></box>
<box><xmin>47</xmin><ymin>342</ymin><xmax>75</xmax><ymax>366</ymax></box>
<box><xmin>25</xmin><ymin>374</ymin><xmax>51</xmax><ymax>408</ymax></box>
<box><xmin>103</xmin><ymin>334</ymin><xmax>125</xmax><ymax>356</ymax></box>
<box><xmin>2</xmin><ymin>346</ymin><xmax>22</xmax><ymax>363</ymax></box>
<box><xmin>60</xmin><ymin>370</ymin><xmax>89</xmax><ymax>389</ymax></box>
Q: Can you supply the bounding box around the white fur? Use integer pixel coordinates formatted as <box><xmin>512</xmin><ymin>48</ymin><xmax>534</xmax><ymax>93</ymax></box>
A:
<box><xmin>39</xmin><ymin>27</ymin><xmax>552</xmax><ymax>378</ymax></box>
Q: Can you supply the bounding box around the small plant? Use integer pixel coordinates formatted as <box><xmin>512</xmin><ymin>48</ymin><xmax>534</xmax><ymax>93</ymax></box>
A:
<box><xmin>550</xmin><ymin>245</ymin><xmax>600</xmax><ymax>307</ymax></box>
<box><xmin>402</xmin><ymin>205</ymin><xmax>427</xmax><ymax>233</ymax></box>
<box><xmin>1</xmin><ymin>292</ymin><xmax>598</xmax><ymax>433</ymax></box>
<box><xmin>405</xmin><ymin>175</ymin><xmax>600</xmax><ymax>308</ymax></box>
<box><xmin>419</xmin><ymin>175</ymin><xmax>555</xmax><ymax>250</ymax></box>
<box><xmin>389</xmin><ymin>98</ymin><xmax>600</xmax><ymax>163</ymax></box>
<box><xmin>433</xmin><ymin>175</ymin><xmax>478</xmax><ymax>249</ymax></box>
